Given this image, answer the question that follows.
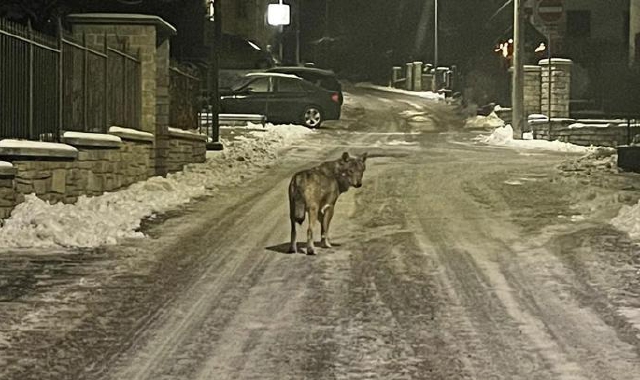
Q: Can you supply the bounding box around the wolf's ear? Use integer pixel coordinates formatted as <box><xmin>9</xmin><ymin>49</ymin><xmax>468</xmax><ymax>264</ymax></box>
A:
<box><xmin>361</xmin><ymin>152</ymin><xmax>368</xmax><ymax>162</ymax></box>
<box><xmin>341</xmin><ymin>152</ymin><xmax>350</xmax><ymax>161</ymax></box>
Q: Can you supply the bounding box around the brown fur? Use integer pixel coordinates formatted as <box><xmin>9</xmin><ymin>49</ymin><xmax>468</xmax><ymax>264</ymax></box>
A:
<box><xmin>288</xmin><ymin>152</ymin><xmax>367</xmax><ymax>254</ymax></box>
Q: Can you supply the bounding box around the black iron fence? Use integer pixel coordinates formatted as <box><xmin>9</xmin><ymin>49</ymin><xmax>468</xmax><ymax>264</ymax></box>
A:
<box><xmin>0</xmin><ymin>19</ymin><xmax>59</xmax><ymax>141</ymax></box>
<box><xmin>0</xmin><ymin>18</ymin><xmax>141</xmax><ymax>141</ymax></box>
<box><xmin>169</xmin><ymin>66</ymin><xmax>201</xmax><ymax>130</ymax></box>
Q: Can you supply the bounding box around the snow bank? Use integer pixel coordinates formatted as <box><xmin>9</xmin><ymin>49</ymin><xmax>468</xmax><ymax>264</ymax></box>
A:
<box><xmin>355</xmin><ymin>82</ymin><xmax>445</xmax><ymax>101</ymax></box>
<box><xmin>465</xmin><ymin>111</ymin><xmax>505</xmax><ymax>129</ymax></box>
<box><xmin>611</xmin><ymin>204</ymin><xmax>640</xmax><ymax>241</ymax></box>
<box><xmin>0</xmin><ymin>124</ymin><xmax>313</xmax><ymax>249</ymax></box>
<box><xmin>475</xmin><ymin>124</ymin><xmax>593</xmax><ymax>153</ymax></box>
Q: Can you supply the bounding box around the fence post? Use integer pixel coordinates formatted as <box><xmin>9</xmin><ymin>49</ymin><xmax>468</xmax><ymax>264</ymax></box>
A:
<box><xmin>28</xmin><ymin>20</ymin><xmax>34</xmax><ymax>139</ymax></box>
<box><xmin>122</xmin><ymin>40</ymin><xmax>127</xmax><ymax>125</ymax></box>
<box><xmin>137</xmin><ymin>47</ymin><xmax>142</xmax><ymax>129</ymax></box>
<box><xmin>82</xmin><ymin>33</ymin><xmax>88</xmax><ymax>131</ymax></box>
<box><xmin>103</xmin><ymin>32</ymin><xmax>108</xmax><ymax>131</ymax></box>
<box><xmin>57</xmin><ymin>19</ymin><xmax>64</xmax><ymax>139</ymax></box>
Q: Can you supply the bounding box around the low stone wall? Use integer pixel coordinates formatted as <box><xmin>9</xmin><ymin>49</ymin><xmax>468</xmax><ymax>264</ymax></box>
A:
<box><xmin>529</xmin><ymin>119</ymin><xmax>640</xmax><ymax>147</ymax></box>
<box><xmin>0</xmin><ymin>126</ymin><xmax>208</xmax><ymax>220</ymax></box>
<box><xmin>0</xmin><ymin>128</ymin><xmax>155</xmax><ymax>220</ymax></box>
<box><xmin>167</xmin><ymin>128</ymin><xmax>207</xmax><ymax>173</ymax></box>
<box><xmin>0</xmin><ymin>165</ymin><xmax>19</xmax><ymax>220</ymax></box>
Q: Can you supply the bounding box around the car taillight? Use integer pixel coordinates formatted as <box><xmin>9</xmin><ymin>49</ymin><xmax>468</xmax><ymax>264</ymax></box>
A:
<box><xmin>331</xmin><ymin>93</ymin><xmax>339</xmax><ymax>103</ymax></box>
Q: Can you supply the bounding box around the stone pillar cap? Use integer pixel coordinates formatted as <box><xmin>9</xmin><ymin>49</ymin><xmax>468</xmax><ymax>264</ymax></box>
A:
<box><xmin>66</xmin><ymin>13</ymin><xmax>177</xmax><ymax>37</ymax></box>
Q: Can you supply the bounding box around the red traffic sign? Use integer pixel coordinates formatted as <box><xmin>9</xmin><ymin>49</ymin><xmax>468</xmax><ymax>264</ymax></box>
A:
<box><xmin>536</xmin><ymin>0</ymin><xmax>563</xmax><ymax>23</ymax></box>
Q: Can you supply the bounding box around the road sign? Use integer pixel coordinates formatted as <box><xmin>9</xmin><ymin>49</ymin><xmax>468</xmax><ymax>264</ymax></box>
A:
<box><xmin>536</xmin><ymin>0</ymin><xmax>563</xmax><ymax>24</ymax></box>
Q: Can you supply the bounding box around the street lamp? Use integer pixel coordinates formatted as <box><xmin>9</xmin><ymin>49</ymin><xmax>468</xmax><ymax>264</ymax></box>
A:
<box><xmin>205</xmin><ymin>0</ymin><xmax>223</xmax><ymax>151</ymax></box>
<box><xmin>267</xmin><ymin>0</ymin><xmax>291</xmax><ymax>62</ymax></box>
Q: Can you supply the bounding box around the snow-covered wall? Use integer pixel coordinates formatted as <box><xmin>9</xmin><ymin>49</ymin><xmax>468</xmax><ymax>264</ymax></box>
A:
<box><xmin>530</xmin><ymin>119</ymin><xmax>640</xmax><ymax>147</ymax></box>
<box><xmin>0</xmin><ymin>127</ymin><xmax>206</xmax><ymax>220</ymax></box>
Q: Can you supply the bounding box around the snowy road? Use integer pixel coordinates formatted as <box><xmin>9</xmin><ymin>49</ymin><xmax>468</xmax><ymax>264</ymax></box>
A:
<box><xmin>3</xmin><ymin>86</ymin><xmax>640</xmax><ymax>379</ymax></box>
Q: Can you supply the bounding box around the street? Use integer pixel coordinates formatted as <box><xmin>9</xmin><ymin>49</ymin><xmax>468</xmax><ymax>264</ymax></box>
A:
<box><xmin>3</xmin><ymin>87</ymin><xmax>640</xmax><ymax>379</ymax></box>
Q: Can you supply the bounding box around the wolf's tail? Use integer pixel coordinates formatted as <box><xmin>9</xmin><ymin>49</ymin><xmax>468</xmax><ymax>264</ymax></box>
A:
<box><xmin>289</xmin><ymin>174</ymin><xmax>306</xmax><ymax>225</ymax></box>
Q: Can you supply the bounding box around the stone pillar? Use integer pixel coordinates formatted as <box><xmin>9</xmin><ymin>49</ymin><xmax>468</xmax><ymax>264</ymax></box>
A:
<box><xmin>391</xmin><ymin>66</ymin><xmax>402</xmax><ymax>88</ymax></box>
<box><xmin>155</xmin><ymin>37</ymin><xmax>171</xmax><ymax>176</ymax></box>
<box><xmin>523</xmin><ymin>65</ymin><xmax>542</xmax><ymax>117</ymax></box>
<box><xmin>405</xmin><ymin>63</ymin><xmax>414</xmax><ymax>91</ymax></box>
<box><xmin>412</xmin><ymin>61</ymin><xmax>422</xmax><ymax>92</ymax></box>
<box><xmin>539</xmin><ymin>58</ymin><xmax>572</xmax><ymax>118</ymax></box>
<box><xmin>67</xmin><ymin>13</ymin><xmax>177</xmax><ymax>177</ymax></box>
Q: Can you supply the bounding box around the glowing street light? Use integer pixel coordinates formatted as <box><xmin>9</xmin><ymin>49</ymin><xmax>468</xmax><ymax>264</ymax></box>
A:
<box><xmin>267</xmin><ymin>1</ymin><xmax>290</xmax><ymax>26</ymax></box>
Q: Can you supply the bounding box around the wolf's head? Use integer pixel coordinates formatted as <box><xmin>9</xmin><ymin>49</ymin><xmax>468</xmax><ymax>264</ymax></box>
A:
<box><xmin>336</xmin><ymin>151</ymin><xmax>367</xmax><ymax>190</ymax></box>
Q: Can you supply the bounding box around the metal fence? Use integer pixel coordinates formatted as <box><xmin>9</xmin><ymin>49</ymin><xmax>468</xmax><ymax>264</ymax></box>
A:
<box><xmin>0</xmin><ymin>19</ymin><xmax>59</xmax><ymax>141</ymax></box>
<box><xmin>169</xmin><ymin>66</ymin><xmax>201</xmax><ymax>130</ymax></box>
<box><xmin>0</xmin><ymin>18</ymin><xmax>141</xmax><ymax>141</ymax></box>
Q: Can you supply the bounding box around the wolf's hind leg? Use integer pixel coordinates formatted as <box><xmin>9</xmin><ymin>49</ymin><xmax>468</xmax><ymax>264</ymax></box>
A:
<box><xmin>289</xmin><ymin>218</ymin><xmax>298</xmax><ymax>253</ymax></box>
<box><xmin>306</xmin><ymin>208</ymin><xmax>317</xmax><ymax>255</ymax></box>
<box><xmin>320</xmin><ymin>205</ymin><xmax>334</xmax><ymax>248</ymax></box>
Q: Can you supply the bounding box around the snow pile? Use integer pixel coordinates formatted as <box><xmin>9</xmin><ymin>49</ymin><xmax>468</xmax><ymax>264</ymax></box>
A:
<box><xmin>0</xmin><ymin>124</ymin><xmax>313</xmax><ymax>249</ymax></box>
<box><xmin>476</xmin><ymin>124</ymin><xmax>594</xmax><ymax>153</ymax></box>
<box><xmin>464</xmin><ymin>111</ymin><xmax>505</xmax><ymax>130</ymax></box>
<box><xmin>611</xmin><ymin>204</ymin><xmax>640</xmax><ymax>240</ymax></box>
<box><xmin>355</xmin><ymin>83</ymin><xmax>445</xmax><ymax>101</ymax></box>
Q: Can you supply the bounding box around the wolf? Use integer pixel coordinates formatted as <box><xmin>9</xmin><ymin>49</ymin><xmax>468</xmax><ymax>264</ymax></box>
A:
<box><xmin>288</xmin><ymin>152</ymin><xmax>368</xmax><ymax>255</ymax></box>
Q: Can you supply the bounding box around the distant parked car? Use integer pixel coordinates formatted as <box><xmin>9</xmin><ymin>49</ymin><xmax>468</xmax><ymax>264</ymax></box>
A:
<box><xmin>220</xmin><ymin>33</ymin><xmax>278</xmax><ymax>70</ymax></box>
<box><xmin>220</xmin><ymin>73</ymin><xmax>342</xmax><ymax>128</ymax></box>
<box><xmin>265</xmin><ymin>66</ymin><xmax>343</xmax><ymax>104</ymax></box>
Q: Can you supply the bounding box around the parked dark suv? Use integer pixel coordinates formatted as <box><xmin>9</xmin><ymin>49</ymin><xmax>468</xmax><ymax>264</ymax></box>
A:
<box><xmin>220</xmin><ymin>73</ymin><xmax>342</xmax><ymax>128</ymax></box>
<box><xmin>220</xmin><ymin>34</ymin><xmax>278</xmax><ymax>70</ymax></box>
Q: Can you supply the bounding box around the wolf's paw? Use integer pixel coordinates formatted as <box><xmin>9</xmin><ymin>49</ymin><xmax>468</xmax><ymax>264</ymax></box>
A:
<box><xmin>321</xmin><ymin>240</ymin><xmax>332</xmax><ymax>248</ymax></box>
<box><xmin>306</xmin><ymin>248</ymin><xmax>316</xmax><ymax>255</ymax></box>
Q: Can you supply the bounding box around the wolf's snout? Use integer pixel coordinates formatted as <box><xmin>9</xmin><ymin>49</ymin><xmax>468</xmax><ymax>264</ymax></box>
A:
<box><xmin>355</xmin><ymin>183</ymin><xmax>362</xmax><ymax>188</ymax></box>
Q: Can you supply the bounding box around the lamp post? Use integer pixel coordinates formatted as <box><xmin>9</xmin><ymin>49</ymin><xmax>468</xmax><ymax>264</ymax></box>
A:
<box><xmin>206</xmin><ymin>0</ymin><xmax>223</xmax><ymax>150</ymax></box>
<box><xmin>434</xmin><ymin>0</ymin><xmax>438</xmax><ymax>69</ymax></box>
<box><xmin>267</xmin><ymin>0</ymin><xmax>291</xmax><ymax>63</ymax></box>
<box><xmin>511</xmin><ymin>0</ymin><xmax>525</xmax><ymax>139</ymax></box>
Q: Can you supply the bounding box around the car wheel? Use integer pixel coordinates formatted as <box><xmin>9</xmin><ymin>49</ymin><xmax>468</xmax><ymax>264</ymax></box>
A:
<box><xmin>302</xmin><ymin>106</ymin><xmax>323</xmax><ymax>128</ymax></box>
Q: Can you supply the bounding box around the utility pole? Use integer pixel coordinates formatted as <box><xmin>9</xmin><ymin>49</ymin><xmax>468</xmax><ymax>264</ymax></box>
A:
<box><xmin>207</xmin><ymin>0</ymin><xmax>223</xmax><ymax>150</ymax></box>
<box><xmin>434</xmin><ymin>0</ymin><xmax>438</xmax><ymax>68</ymax></box>
<box><xmin>511</xmin><ymin>0</ymin><xmax>525</xmax><ymax>139</ymax></box>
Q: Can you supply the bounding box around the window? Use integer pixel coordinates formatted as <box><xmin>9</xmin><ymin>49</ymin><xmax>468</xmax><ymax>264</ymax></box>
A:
<box><xmin>276</xmin><ymin>78</ymin><xmax>305</xmax><ymax>93</ymax></box>
<box><xmin>246</xmin><ymin>78</ymin><xmax>270</xmax><ymax>93</ymax></box>
<box><xmin>566</xmin><ymin>10</ymin><xmax>591</xmax><ymax>38</ymax></box>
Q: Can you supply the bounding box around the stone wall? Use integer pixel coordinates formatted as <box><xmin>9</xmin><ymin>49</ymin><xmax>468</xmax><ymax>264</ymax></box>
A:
<box><xmin>529</xmin><ymin>119</ymin><xmax>640</xmax><ymax>147</ymax></box>
<box><xmin>0</xmin><ymin>129</ymin><xmax>152</xmax><ymax>220</ymax></box>
<box><xmin>0</xmin><ymin>165</ymin><xmax>19</xmax><ymax>220</ymax></box>
<box><xmin>167</xmin><ymin>128</ymin><xmax>207</xmax><ymax>173</ymax></box>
